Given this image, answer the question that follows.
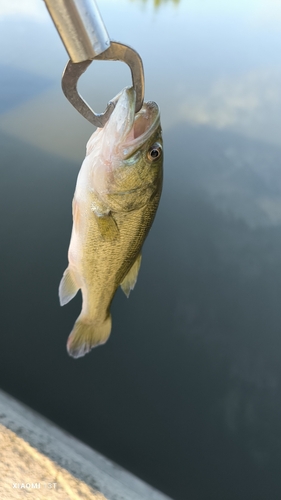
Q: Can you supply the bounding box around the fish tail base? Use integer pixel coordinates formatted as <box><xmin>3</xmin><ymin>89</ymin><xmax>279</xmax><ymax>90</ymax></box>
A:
<box><xmin>67</xmin><ymin>315</ymin><xmax>112</xmax><ymax>359</ymax></box>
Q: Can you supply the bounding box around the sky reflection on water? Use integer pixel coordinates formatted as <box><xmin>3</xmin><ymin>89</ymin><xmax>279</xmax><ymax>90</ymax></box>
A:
<box><xmin>1</xmin><ymin>1</ymin><xmax>281</xmax><ymax>500</ymax></box>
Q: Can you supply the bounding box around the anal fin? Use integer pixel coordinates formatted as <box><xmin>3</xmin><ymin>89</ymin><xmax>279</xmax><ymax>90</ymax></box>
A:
<box><xmin>59</xmin><ymin>267</ymin><xmax>79</xmax><ymax>306</ymax></box>
<box><xmin>120</xmin><ymin>254</ymin><xmax>142</xmax><ymax>298</ymax></box>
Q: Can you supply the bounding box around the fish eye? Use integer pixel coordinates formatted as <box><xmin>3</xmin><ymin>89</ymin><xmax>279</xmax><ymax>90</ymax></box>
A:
<box><xmin>147</xmin><ymin>143</ymin><xmax>162</xmax><ymax>162</ymax></box>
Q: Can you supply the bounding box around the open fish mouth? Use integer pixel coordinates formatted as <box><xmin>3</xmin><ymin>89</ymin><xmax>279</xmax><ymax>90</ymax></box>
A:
<box><xmin>126</xmin><ymin>100</ymin><xmax>160</xmax><ymax>149</ymax></box>
<box><xmin>106</xmin><ymin>87</ymin><xmax>161</xmax><ymax>158</ymax></box>
<box><xmin>93</xmin><ymin>87</ymin><xmax>161</xmax><ymax>167</ymax></box>
<box><xmin>131</xmin><ymin>98</ymin><xmax>160</xmax><ymax>137</ymax></box>
<box><xmin>124</xmin><ymin>89</ymin><xmax>160</xmax><ymax>153</ymax></box>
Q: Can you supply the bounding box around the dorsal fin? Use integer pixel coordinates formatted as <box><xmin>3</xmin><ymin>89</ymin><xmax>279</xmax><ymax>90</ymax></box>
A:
<box><xmin>120</xmin><ymin>254</ymin><xmax>142</xmax><ymax>297</ymax></box>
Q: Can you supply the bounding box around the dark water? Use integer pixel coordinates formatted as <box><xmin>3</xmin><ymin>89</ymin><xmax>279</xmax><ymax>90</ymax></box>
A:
<box><xmin>1</xmin><ymin>1</ymin><xmax>281</xmax><ymax>499</ymax></box>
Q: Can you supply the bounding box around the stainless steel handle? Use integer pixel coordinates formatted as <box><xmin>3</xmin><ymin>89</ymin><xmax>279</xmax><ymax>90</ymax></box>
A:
<box><xmin>43</xmin><ymin>0</ymin><xmax>110</xmax><ymax>63</ymax></box>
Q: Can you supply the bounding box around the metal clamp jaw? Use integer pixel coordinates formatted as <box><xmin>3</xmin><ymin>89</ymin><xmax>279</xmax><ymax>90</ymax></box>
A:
<box><xmin>44</xmin><ymin>0</ymin><xmax>144</xmax><ymax>128</ymax></box>
<box><xmin>61</xmin><ymin>42</ymin><xmax>144</xmax><ymax>128</ymax></box>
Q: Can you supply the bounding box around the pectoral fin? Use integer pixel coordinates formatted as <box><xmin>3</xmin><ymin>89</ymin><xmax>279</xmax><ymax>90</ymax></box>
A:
<box><xmin>120</xmin><ymin>254</ymin><xmax>142</xmax><ymax>298</ymax></box>
<box><xmin>59</xmin><ymin>267</ymin><xmax>79</xmax><ymax>306</ymax></box>
<box><xmin>94</xmin><ymin>212</ymin><xmax>119</xmax><ymax>241</ymax></box>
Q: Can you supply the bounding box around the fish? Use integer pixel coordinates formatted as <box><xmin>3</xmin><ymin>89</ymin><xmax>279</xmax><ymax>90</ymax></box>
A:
<box><xmin>59</xmin><ymin>87</ymin><xmax>163</xmax><ymax>358</ymax></box>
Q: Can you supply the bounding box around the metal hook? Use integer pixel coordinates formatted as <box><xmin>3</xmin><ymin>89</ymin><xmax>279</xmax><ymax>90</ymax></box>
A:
<box><xmin>61</xmin><ymin>42</ymin><xmax>145</xmax><ymax>128</ymax></box>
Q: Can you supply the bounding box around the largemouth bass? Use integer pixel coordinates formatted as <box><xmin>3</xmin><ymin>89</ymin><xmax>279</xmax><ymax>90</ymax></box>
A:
<box><xmin>59</xmin><ymin>87</ymin><xmax>163</xmax><ymax>358</ymax></box>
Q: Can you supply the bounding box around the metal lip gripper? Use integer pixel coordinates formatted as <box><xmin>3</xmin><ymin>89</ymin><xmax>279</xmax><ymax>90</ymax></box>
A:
<box><xmin>44</xmin><ymin>0</ymin><xmax>145</xmax><ymax>128</ymax></box>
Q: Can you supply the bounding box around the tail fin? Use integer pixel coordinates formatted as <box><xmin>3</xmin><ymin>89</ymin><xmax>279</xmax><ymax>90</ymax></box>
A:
<box><xmin>67</xmin><ymin>315</ymin><xmax>112</xmax><ymax>358</ymax></box>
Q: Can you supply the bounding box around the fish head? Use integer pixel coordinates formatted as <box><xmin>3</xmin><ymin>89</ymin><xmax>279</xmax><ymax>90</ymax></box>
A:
<box><xmin>87</xmin><ymin>87</ymin><xmax>163</xmax><ymax>212</ymax></box>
